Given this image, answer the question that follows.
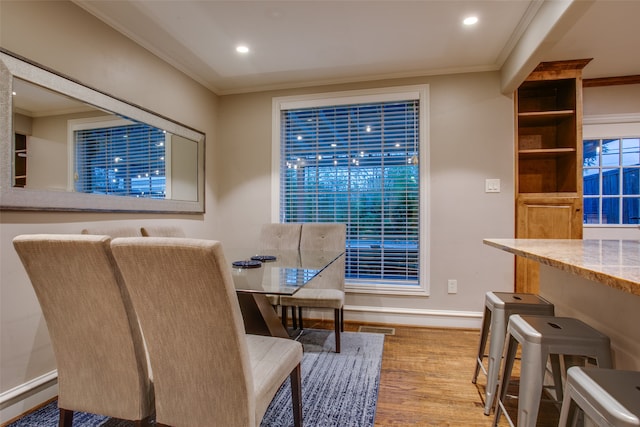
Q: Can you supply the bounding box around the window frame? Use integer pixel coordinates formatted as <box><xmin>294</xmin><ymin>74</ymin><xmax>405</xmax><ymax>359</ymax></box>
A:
<box><xmin>582</xmin><ymin>114</ymin><xmax>640</xmax><ymax>227</ymax></box>
<box><xmin>272</xmin><ymin>85</ymin><xmax>430</xmax><ymax>296</ymax></box>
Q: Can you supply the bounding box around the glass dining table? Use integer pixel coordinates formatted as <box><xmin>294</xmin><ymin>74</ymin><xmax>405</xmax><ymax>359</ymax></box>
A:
<box><xmin>225</xmin><ymin>248</ymin><xmax>344</xmax><ymax>338</ymax></box>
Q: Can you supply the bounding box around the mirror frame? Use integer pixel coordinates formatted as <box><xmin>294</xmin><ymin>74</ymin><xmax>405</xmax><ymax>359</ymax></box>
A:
<box><xmin>0</xmin><ymin>49</ymin><xmax>205</xmax><ymax>213</ymax></box>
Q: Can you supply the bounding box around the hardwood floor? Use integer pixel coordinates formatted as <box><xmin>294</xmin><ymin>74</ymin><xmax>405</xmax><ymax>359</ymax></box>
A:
<box><xmin>307</xmin><ymin>319</ymin><xmax>562</xmax><ymax>427</ymax></box>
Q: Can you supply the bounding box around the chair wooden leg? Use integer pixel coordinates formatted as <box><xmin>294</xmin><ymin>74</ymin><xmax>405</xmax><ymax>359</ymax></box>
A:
<box><xmin>290</xmin><ymin>364</ymin><xmax>303</xmax><ymax>427</ymax></box>
<box><xmin>281</xmin><ymin>305</ymin><xmax>288</xmax><ymax>328</ymax></box>
<box><xmin>291</xmin><ymin>306</ymin><xmax>298</xmax><ymax>329</ymax></box>
<box><xmin>134</xmin><ymin>416</ymin><xmax>154</xmax><ymax>427</ymax></box>
<box><xmin>340</xmin><ymin>306</ymin><xmax>344</xmax><ymax>332</ymax></box>
<box><xmin>297</xmin><ymin>307</ymin><xmax>303</xmax><ymax>330</ymax></box>
<box><xmin>58</xmin><ymin>408</ymin><xmax>73</xmax><ymax>427</ymax></box>
<box><xmin>334</xmin><ymin>308</ymin><xmax>341</xmax><ymax>353</ymax></box>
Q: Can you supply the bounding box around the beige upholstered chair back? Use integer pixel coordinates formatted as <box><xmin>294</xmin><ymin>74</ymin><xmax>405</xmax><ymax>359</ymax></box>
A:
<box><xmin>110</xmin><ymin>237</ymin><xmax>256</xmax><ymax>427</ymax></box>
<box><xmin>300</xmin><ymin>223</ymin><xmax>346</xmax><ymax>290</ymax></box>
<box><xmin>12</xmin><ymin>234</ymin><xmax>153</xmax><ymax>422</ymax></box>
<box><xmin>81</xmin><ymin>226</ymin><xmax>142</xmax><ymax>237</ymax></box>
<box><xmin>258</xmin><ymin>223</ymin><xmax>302</xmax><ymax>250</ymax></box>
<box><xmin>140</xmin><ymin>226</ymin><xmax>186</xmax><ymax>237</ymax></box>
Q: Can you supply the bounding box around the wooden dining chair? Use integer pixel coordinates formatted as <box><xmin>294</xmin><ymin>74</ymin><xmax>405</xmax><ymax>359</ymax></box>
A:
<box><xmin>12</xmin><ymin>234</ymin><xmax>154</xmax><ymax>426</ymax></box>
<box><xmin>110</xmin><ymin>237</ymin><xmax>303</xmax><ymax>427</ymax></box>
<box><xmin>280</xmin><ymin>223</ymin><xmax>346</xmax><ymax>352</ymax></box>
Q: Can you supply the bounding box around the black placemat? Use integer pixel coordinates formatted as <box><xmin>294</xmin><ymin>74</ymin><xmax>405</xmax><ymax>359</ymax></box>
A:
<box><xmin>232</xmin><ymin>260</ymin><xmax>262</xmax><ymax>269</ymax></box>
<box><xmin>251</xmin><ymin>255</ymin><xmax>277</xmax><ymax>262</ymax></box>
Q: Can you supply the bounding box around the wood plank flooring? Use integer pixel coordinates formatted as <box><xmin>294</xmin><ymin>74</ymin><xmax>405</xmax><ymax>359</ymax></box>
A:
<box><xmin>6</xmin><ymin>320</ymin><xmax>563</xmax><ymax>427</ymax></box>
<box><xmin>307</xmin><ymin>319</ymin><xmax>562</xmax><ymax>427</ymax></box>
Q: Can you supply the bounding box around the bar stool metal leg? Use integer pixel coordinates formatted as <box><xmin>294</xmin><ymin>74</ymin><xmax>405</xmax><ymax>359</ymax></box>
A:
<box><xmin>473</xmin><ymin>305</ymin><xmax>492</xmax><ymax>384</ymax></box>
<box><xmin>473</xmin><ymin>292</ymin><xmax>554</xmax><ymax>415</ymax></box>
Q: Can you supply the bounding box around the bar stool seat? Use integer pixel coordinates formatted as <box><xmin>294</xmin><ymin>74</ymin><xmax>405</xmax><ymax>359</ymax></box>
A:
<box><xmin>559</xmin><ymin>367</ymin><xmax>640</xmax><ymax>427</ymax></box>
<box><xmin>473</xmin><ymin>292</ymin><xmax>555</xmax><ymax>415</ymax></box>
<box><xmin>493</xmin><ymin>315</ymin><xmax>612</xmax><ymax>427</ymax></box>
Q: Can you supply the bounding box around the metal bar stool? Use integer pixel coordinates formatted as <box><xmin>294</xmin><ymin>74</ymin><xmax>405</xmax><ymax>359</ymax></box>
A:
<box><xmin>472</xmin><ymin>292</ymin><xmax>555</xmax><ymax>415</ymax></box>
<box><xmin>493</xmin><ymin>315</ymin><xmax>612</xmax><ymax>427</ymax></box>
<box><xmin>558</xmin><ymin>367</ymin><xmax>640</xmax><ymax>427</ymax></box>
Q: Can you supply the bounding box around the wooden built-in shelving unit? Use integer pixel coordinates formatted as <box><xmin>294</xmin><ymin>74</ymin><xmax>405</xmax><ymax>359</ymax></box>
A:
<box><xmin>514</xmin><ymin>59</ymin><xmax>591</xmax><ymax>293</ymax></box>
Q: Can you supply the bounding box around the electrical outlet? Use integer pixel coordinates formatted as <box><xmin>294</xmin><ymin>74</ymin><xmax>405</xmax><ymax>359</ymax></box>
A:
<box><xmin>447</xmin><ymin>279</ymin><xmax>457</xmax><ymax>294</ymax></box>
<box><xmin>485</xmin><ymin>178</ymin><xmax>501</xmax><ymax>193</ymax></box>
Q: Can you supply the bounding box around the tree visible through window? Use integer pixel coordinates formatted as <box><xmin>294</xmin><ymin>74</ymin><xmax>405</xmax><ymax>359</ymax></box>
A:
<box><xmin>583</xmin><ymin>137</ymin><xmax>640</xmax><ymax>224</ymax></box>
<box><xmin>277</xmin><ymin>87</ymin><xmax>427</xmax><ymax>290</ymax></box>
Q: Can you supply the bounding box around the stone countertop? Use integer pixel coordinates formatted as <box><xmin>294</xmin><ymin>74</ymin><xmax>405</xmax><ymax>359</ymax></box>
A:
<box><xmin>483</xmin><ymin>239</ymin><xmax>640</xmax><ymax>297</ymax></box>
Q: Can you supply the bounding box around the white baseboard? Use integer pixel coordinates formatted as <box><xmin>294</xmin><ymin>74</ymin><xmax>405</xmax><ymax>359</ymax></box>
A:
<box><xmin>0</xmin><ymin>371</ymin><xmax>58</xmax><ymax>425</ymax></box>
<box><xmin>308</xmin><ymin>305</ymin><xmax>483</xmax><ymax>329</ymax></box>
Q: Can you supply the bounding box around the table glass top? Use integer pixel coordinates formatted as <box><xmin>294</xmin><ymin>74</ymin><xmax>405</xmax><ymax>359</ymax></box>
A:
<box><xmin>226</xmin><ymin>248</ymin><xmax>344</xmax><ymax>295</ymax></box>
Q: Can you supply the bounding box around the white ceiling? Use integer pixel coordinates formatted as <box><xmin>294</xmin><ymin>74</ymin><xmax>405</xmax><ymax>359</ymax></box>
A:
<box><xmin>72</xmin><ymin>0</ymin><xmax>640</xmax><ymax>95</ymax></box>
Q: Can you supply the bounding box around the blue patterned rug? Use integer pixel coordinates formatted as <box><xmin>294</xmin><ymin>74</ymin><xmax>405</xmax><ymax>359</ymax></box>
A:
<box><xmin>8</xmin><ymin>329</ymin><xmax>384</xmax><ymax>427</ymax></box>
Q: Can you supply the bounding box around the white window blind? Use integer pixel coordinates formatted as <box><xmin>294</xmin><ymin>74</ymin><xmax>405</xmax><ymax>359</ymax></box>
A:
<box><xmin>74</xmin><ymin>121</ymin><xmax>167</xmax><ymax>198</ymax></box>
<box><xmin>280</xmin><ymin>98</ymin><xmax>421</xmax><ymax>287</ymax></box>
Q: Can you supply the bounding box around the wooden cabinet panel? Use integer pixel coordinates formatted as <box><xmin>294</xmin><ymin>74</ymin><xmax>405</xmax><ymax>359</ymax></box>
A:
<box><xmin>515</xmin><ymin>196</ymin><xmax>583</xmax><ymax>293</ymax></box>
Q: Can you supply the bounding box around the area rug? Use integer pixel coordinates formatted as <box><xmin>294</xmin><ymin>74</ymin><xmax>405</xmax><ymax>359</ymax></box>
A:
<box><xmin>7</xmin><ymin>329</ymin><xmax>384</xmax><ymax>427</ymax></box>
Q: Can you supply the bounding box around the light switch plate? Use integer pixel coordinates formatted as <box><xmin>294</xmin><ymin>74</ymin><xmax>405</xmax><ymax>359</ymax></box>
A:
<box><xmin>485</xmin><ymin>179</ymin><xmax>500</xmax><ymax>193</ymax></box>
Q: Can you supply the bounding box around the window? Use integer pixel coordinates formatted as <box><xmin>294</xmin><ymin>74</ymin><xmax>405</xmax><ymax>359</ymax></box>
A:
<box><xmin>273</xmin><ymin>86</ymin><xmax>428</xmax><ymax>294</ymax></box>
<box><xmin>71</xmin><ymin>118</ymin><xmax>169</xmax><ymax>199</ymax></box>
<box><xmin>583</xmin><ymin>136</ymin><xmax>640</xmax><ymax>225</ymax></box>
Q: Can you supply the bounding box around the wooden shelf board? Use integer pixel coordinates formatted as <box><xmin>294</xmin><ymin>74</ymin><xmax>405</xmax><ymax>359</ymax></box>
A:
<box><xmin>518</xmin><ymin>110</ymin><xmax>575</xmax><ymax>118</ymax></box>
<box><xmin>519</xmin><ymin>148</ymin><xmax>576</xmax><ymax>158</ymax></box>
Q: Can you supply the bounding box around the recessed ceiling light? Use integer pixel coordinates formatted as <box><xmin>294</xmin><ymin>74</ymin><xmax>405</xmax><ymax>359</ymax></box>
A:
<box><xmin>463</xmin><ymin>16</ymin><xmax>478</xmax><ymax>26</ymax></box>
<box><xmin>236</xmin><ymin>45</ymin><xmax>250</xmax><ymax>54</ymax></box>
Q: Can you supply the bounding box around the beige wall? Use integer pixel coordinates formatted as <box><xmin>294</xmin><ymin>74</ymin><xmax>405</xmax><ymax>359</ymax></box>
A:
<box><xmin>0</xmin><ymin>1</ymin><xmax>218</xmax><ymax>420</ymax></box>
<box><xmin>584</xmin><ymin>83</ymin><xmax>640</xmax><ymax>117</ymax></box>
<box><xmin>216</xmin><ymin>71</ymin><xmax>517</xmax><ymax>322</ymax></box>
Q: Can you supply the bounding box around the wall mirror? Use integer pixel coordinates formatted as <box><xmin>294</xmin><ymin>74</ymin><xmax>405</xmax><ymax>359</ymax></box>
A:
<box><xmin>0</xmin><ymin>49</ymin><xmax>205</xmax><ymax>213</ymax></box>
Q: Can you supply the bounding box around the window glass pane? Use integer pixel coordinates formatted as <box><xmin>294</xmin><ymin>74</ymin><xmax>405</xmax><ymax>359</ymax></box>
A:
<box><xmin>583</xmin><ymin>139</ymin><xmax>600</xmax><ymax>166</ymax></box>
<box><xmin>602</xmin><ymin>168</ymin><xmax>619</xmax><ymax>195</ymax></box>
<box><xmin>583</xmin><ymin>197</ymin><xmax>599</xmax><ymax>224</ymax></box>
<box><xmin>623</xmin><ymin>168</ymin><xmax>639</xmax><ymax>195</ymax></box>
<box><xmin>583</xmin><ymin>168</ymin><xmax>599</xmax><ymax>195</ymax></box>
<box><xmin>622</xmin><ymin>197</ymin><xmax>640</xmax><ymax>224</ymax></box>
<box><xmin>281</xmin><ymin>99</ymin><xmax>420</xmax><ymax>285</ymax></box>
<box><xmin>622</xmin><ymin>138</ymin><xmax>639</xmax><ymax>166</ymax></box>
<box><xmin>601</xmin><ymin>198</ymin><xmax>619</xmax><ymax>224</ymax></box>
<box><xmin>601</xmin><ymin>139</ymin><xmax>620</xmax><ymax>167</ymax></box>
<box><xmin>622</xmin><ymin>197</ymin><xmax>639</xmax><ymax>224</ymax></box>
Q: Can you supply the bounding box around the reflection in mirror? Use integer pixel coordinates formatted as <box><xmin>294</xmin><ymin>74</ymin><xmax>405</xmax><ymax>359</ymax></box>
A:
<box><xmin>1</xmin><ymin>50</ymin><xmax>205</xmax><ymax>213</ymax></box>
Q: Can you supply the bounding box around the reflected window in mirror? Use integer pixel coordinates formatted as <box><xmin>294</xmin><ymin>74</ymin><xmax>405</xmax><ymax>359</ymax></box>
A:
<box><xmin>71</xmin><ymin>117</ymin><xmax>168</xmax><ymax>199</ymax></box>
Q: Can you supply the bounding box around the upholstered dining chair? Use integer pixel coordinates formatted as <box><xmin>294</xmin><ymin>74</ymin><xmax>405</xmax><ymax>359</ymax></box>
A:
<box><xmin>258</xmin><ymin>223</ymin><xmax>302</xmax><ymax>250</ymax></box>
<box><xmin>12</xmin><ymin>234</ymin><xmax>154</xmax><ymax>427</ymax></box>
<box><xmin>280</xmin><ymin>223</ymin><xmax>346</xmax><ymax>353</ymax></box>
<box><xmin>140</xmin><ymin>226</ymin><xmax>185</xmax><ymax>237</ymax></box>
<box><xmin>257</xmin><ymin>223</ymin><xmax>303</xmax><ymax>311</ymax></box>
<box><xmin>81</xmin><ymin>226</ymin><xmax>142</xmax><ymax>237</ymax></box>
<box><xmin>110</xmin><ymin>237</ymin><xmax>303</xmax><ymax>427</ymax></box>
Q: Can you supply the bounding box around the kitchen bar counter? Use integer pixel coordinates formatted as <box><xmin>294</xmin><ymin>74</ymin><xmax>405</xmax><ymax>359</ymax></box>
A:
<box><xmin>484</xmin><ymin>238</ymin><xmax>640</xmax><ymax>369</ymax></box>
<box><xmin>483</xmin><ymin>239</ymin><xmax>640</xmax><ymax>296</ymax></box>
